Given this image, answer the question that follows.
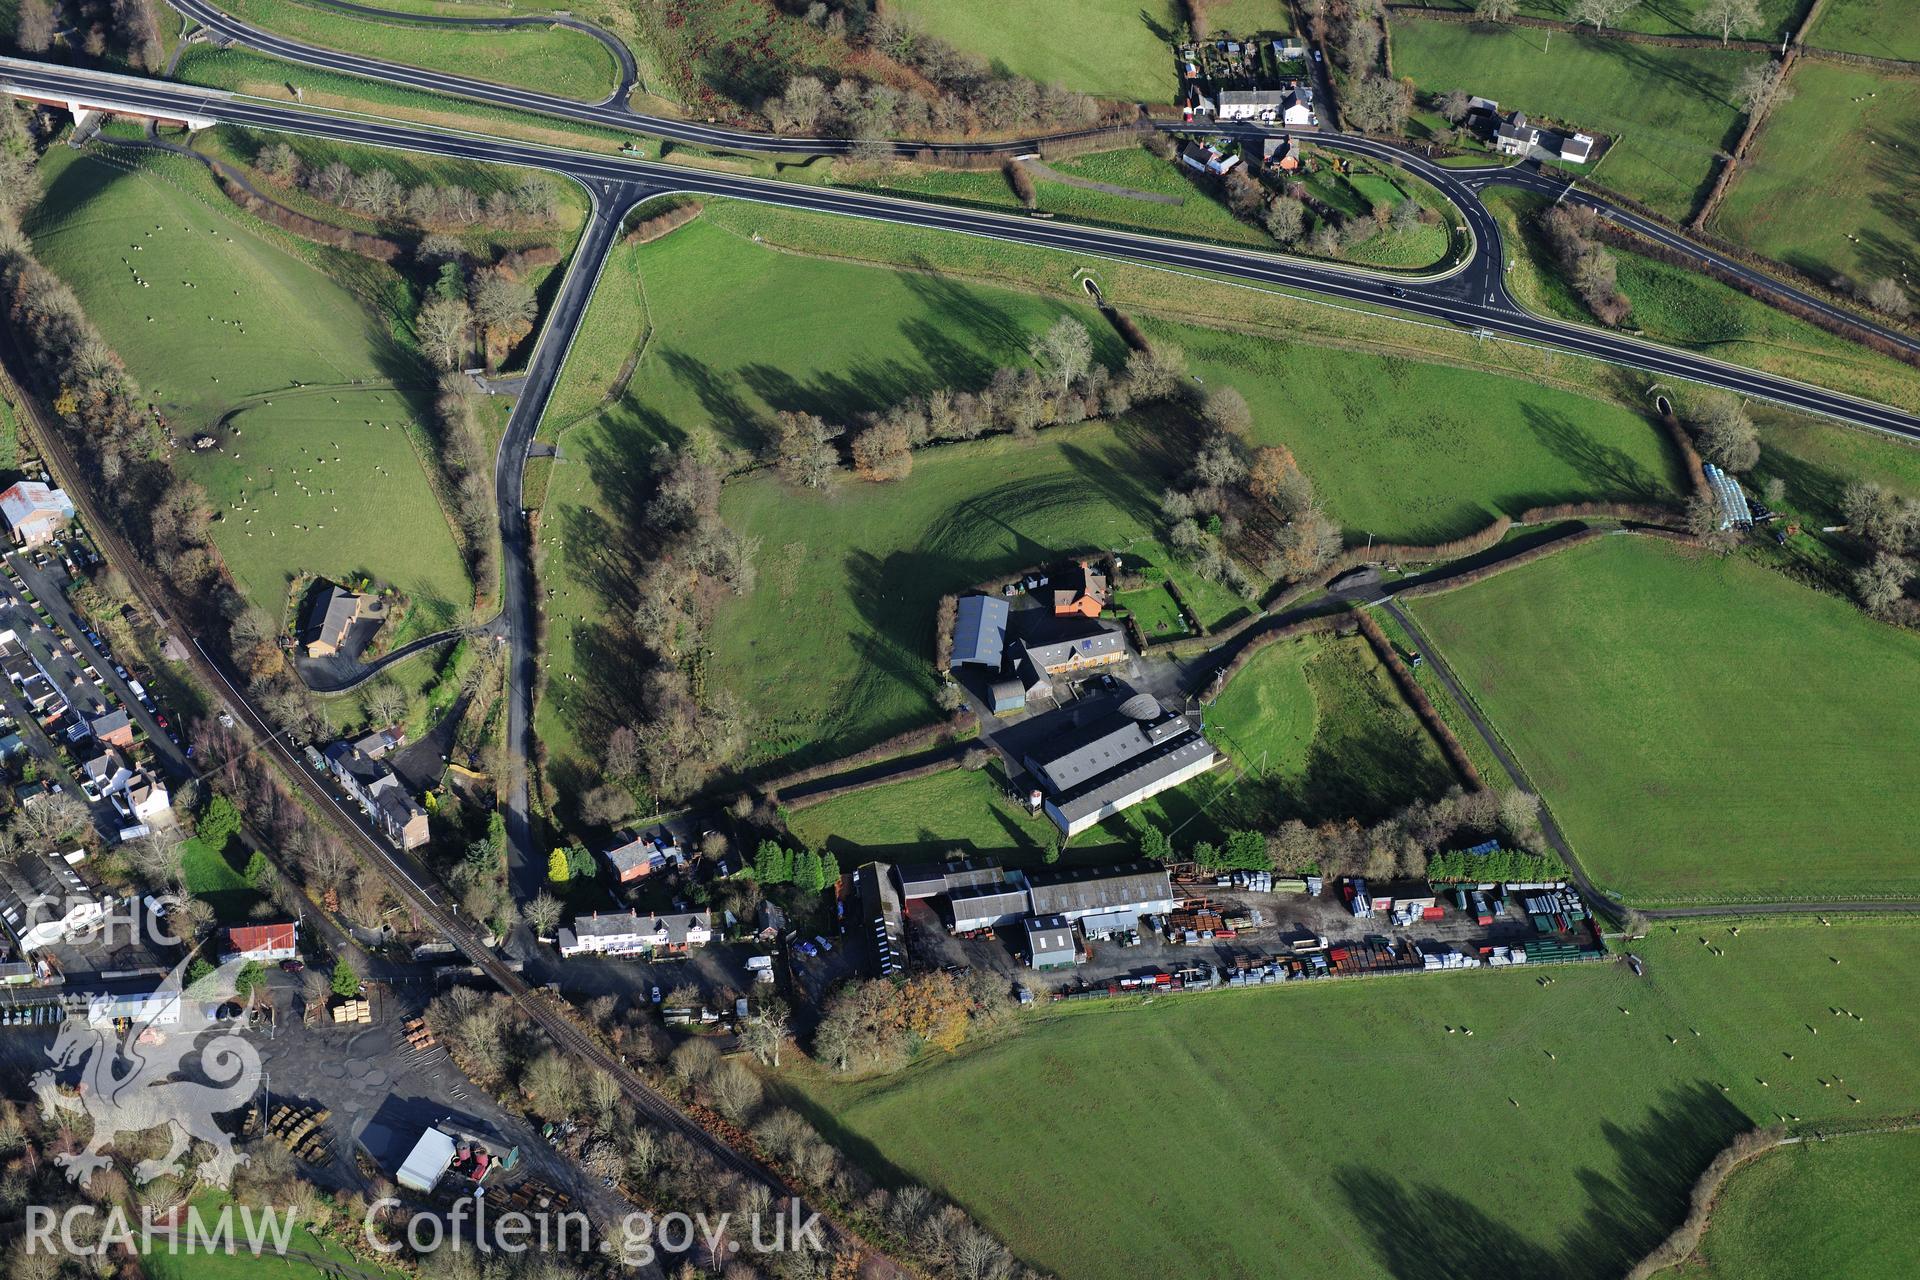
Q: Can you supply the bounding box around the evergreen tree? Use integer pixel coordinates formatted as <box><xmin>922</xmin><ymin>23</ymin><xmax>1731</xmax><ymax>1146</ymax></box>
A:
<box><xmin>547</xmin><ymin>848</ymin><xmax>571</xmax><ymax>883</ymax></box>
<box><xmin>754</xmin><ymin>839</ymin><xmax>787</xmax><ymax>883</ymax></box>
<box><xmin>817</xmin><ymin>849</ymin><xmax>841</xmax><ymax>891</ymax></box>
<box><xmin>793</xmin><ymin>848</ymin><xmax>823</xmax><ymax>894</ymax></box>
<box><xmin>330</xmin><ymin>957</ymin><xmax>362</xmax><ymax>999</ymax></box>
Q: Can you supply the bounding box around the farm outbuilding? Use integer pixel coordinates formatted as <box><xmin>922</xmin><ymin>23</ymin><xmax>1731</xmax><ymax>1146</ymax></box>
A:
<box><xmin>1026</xmin><ymin>914</ymin><xmax>1078</xmax><ymax>969</ymax></box>
<box><xmin>947</xmin><ymin>884</ymin><xmax>1032</xmax><ymax>933</ymax></box>
<box><xmin>950</xmin><ymin>595</ymin><xmax>1010</xmax><ymax>669</ymax></box>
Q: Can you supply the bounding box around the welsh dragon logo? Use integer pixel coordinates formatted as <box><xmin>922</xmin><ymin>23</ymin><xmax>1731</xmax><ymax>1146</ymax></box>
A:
<box><xmin>32</xmin><ymin>951</ymin><xmax>263</xmax><ymax>1189</ymax></box>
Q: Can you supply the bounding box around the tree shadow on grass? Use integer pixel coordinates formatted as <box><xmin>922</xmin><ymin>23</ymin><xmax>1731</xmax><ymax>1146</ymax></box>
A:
<box><xmin>1519</xmin><ymin>401</ymin><xmax>1670</xmax><ymax>503</ymax></box>
<box><xmin>1335</xmin><ymin>1080</ymin><xmax>1747</xmax><ymax>1280</ymax></box>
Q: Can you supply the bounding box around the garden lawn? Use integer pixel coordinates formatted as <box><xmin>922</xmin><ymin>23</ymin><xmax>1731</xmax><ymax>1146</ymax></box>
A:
<box><xmin>218</xmin><ymin>0</ymin><xmax>619</xmax><ymax>100</ymax></box>
<box><xmin>1668</xmin><ymin>1128</ymin><xmax>1920</xmax><ymax>1279</ymax></box>
<box><xmin>143</xmin><ymin>1191</ymin><xmax>406</xmax><ymax>1280</ymax></box>
<box><xmin>25</xmin><ymin>146</ymin><xmax>472</xmax><ymax>629</ymax></box>
<box><xmin>1201</xmin><ymin>0</ymin><xmax>1291</xmax><ymax>33</ymax></box>
<box><xmin>786</xmin><ymin>767</ymin><xmax>1129</xmax><ymax>865</ymax></box>
<box><xmin>1207</xmin><ymin>631</ymin><xmax>1459</xmax><ymax>823</ymax></box>
<box><xmin>1711</xmin><ymin>61</ymin><xmax>1920</xmax><ymax>303</ymax></box>
<box><xmin>885</xmin><ymin>0</ymin><xmax>1182</xmax><ymax>101</ymax></box>
<box><xmin>178</xmin><ymin>837</ymin><xmax>265</xmax><ymax>922</ymax></box>
<box><xmin>1805</xmin><ymin>0</ymin><xmax>1920</xmax><ymax>62</ymax></box>
<box><xmin>1407</xmin><ymin>0</ymin><xmax>1806</xmax><ymax>39</ymax></box>
<box><xmin>1484</xmin><ymin>187</ymin><xmax>1920</xmax><ymax>414</ymax></box>
<box><xmin>1391</xmin><ymin>22</ymin><xmax>1759</xmax><ymax>221</ymax></box>
<box><xmin>1140</xmin><ymin>314</ymin><xmax>1686</xmax><ymax>543</ymax></box>
<box><xmin>1406</xmin><ymin>537</ymin><xmax>1920</xmax><ymax>904</ymax></box>
<box><xmin>792</xmin><ymin>916</ymin><xmax>1920</xmax><ymax>1280</ymax></box>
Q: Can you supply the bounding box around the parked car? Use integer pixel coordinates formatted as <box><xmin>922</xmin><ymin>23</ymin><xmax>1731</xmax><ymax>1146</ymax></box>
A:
<box><xmin>649</xmin><ymin>985</ymin><xmax>662</xmax><ymax>1004</ymax></box>
<box><xmin>797</xmin><ymin>941</ymin><xmax>818</xmax><ymax>958</ymax></box>
<box><xmin>280</xmin><ymin>958</ymin><xmax>304</xmax><ymax>973</ymax></box>
<box><xmin>814</xmin><ymin>935</ymin><xmax>833</xmax><ymax>952</ymax></box>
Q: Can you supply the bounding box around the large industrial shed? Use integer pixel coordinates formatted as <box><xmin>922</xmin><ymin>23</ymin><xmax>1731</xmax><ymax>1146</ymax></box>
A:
<box><xmin>1024</xmin><ymin>695</ymin><xmax>1219</xmax><ymax>835</ymax></box>
<box><xmin>1026</xmin><ymin>863</ymin><xmax>1177</xmax><ymax>922</ymax></box>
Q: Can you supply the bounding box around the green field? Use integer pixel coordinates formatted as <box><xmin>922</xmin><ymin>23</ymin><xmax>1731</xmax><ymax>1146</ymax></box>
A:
<box><xmin>792</xmin><ymin>917</ymin><xmax>1920</xmax><ymax>1280</ymax></box>
<box><xmin>1805</xmin><ymin>0</ymin><xmax>1920</xmax><ymax>61</ymax></box>
<box><xmin>25</xmin><ymin>146</ymin><xmax>472</xmax><ymax>629</ymax></box>
<box><xmin>1115</xmin><ymin>581</ymin><xmax>1190</xmax><ymax>640</ymax></box>
<box><xmin>1139</xmin><ymin>314</ymin><xmax>1686</xmax><ymax>543</ymax></box>
<box><xmin>1201</xmin><ymin>0</ymin><xmax>1292</xmax><ymax>33</ymax></box>
<box><xmin>1484</xmin><ymin>188</ymin><xmax>1920</xmax><ymax>414</ymax></box>
<box><xmin>1410</xmin><ymin>0</ymin><xmax>1806</xmax><ymax>39</ymax></box>
<box><xmin>1393</xmin><ymin>22</ymin><xmax>1760</xmax><ymax>220</ymax></box>
<box><xmin>218</xmin><ymin>0</ymin><xmax>619</xmax><ymax>101</ymax></box>
<box><xmin>1712</xmin><ymin>61</ymin><xmax>1920</xmax><ymax>303</ymax></box>
<box><xmin>1206</xmin><ymin>631</ymin><xmax>1457</xmax><ymax>821</ymax></box>
<box><xmin>886</xmin><ymin>0</ymin><xmax>1181</xmax><ymax>101</ymax></box>
<box><xmin>1666</xmin><ymin>1128</ymin><xmax>1920</xmax><ymax>1279</ymax></box>
<box><xmin>1407</xmin><ymin>537</ymin><xmax>1920</xmax><ymax>904</ymax></box>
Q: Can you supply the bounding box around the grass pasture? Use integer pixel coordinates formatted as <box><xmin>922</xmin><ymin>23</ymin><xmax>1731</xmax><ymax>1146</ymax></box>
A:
<box><xmin>1711</xmin><ymin>61</ymin><xmax>1920</xmax><ymax>307</ymax></box>
<box><xmin>1665</xmin><ymin>1128</ymin><xmax>1920</xmax><ymax>1279</ymax></box>
<box><xmin>1407</xmin><ymin>536</ymin><xmax>1920</xmax><ymax>904</ymax></box>
<box><xmin>1206</xmin><ymin>632</ymin><xmax>1458</xmax><ymax>821</ymax></box>
<box><xmin>25</xmin><ymin>146</ymin><xmax>472</xmax><ymax>628</ymax></box>
<box><xmin>218</xmin><ymin>0</ymin><xmax>620</xmax><ymax>101</ymax></box>
<box><xmin>1484</xmin><ymin>188</ymin><xmax>1920</xmax><ymax>413</ymax></box>
<box><xmin>1142</xmin><ymin>314</ymin><xmax>1686</xmax><ymax>544</ymax></box>
<box><xmin>1391</xmin><ymin>22</ymin><xmax>1760</xmax><ymax>220</ymax></box>
<box><xmin>1408</xmin><ymin>0</ymin><xmax>1807</xmax><ymax>40</ymax></box>
<box><xmin>884</xmin><ymin>0</ymin><xmax>1182</xmax><ymax>102</ymax></box>
<box><xmin>1805</xmin><ymin>0</ymin><xmax>1920</xmax><ymax>62</ymax></box>
<box><xmin>792</xmin><ymin>917</ymin><xmax>1920</xmax><ymax>1280</ymax></box>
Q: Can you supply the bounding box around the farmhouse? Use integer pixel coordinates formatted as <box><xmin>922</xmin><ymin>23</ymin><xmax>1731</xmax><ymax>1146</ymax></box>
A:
<box><xmin>301</xmin><ymin>581</ymin><xmax>371</xmax><ymax>658</ymax></box>
<box><xmin>1050</xmin><ymin>560</ymin><xmax>1108</xmax><ymax>618</ymax></box>
<box><xmin>1217</xmin><ymin>88</ymin><xmax>1286</xmax><ymax>122</ymax></box>
<box><xmin>950</xmin><ymin>594</ymin><xmax>1010</xmax><ymax>669</ymax></box>
<box><xmin>1180</xmin><ymin>140</ymin><xmax>1242</xmax><ymax>175</ymax></box>
<box><xmin>1281</xmin><ymin>91</ymin><xmax>1314</xmax><ymax>127</ymax></box>
<box><xmin>1495</xmin><ymin>111</ymin><xmax>1539</xmax><ymax>156</ymax></box>
<box><xmin>1025</xmin><ymin>914</ymin><xmax>1078</xmax><ymax>969</ymax></box>
<box><xmin>0</xmin><ymin>851</ymin><xmax>104</xmax><ymax>953</ymax></box>
<box><xmin>222</xmin><ymin>921</ymin><xmax>299</xmax><ymax>963</ymax></box>
<box><xmin>0</xmin><ymin>481</ymin><xmax>75</xmax><ymax>547</ymax></box>
<box><xmin>1018</xmin><ymin>620</ymin><xmax>1127</xmax><ymax>678</ymax></box>
<box><xmin>1026</xmin><ymin>863</ymin><xmax>1177</xmax><ymax>922</ymax></box>
<box><xmin>1022</xmin><ymin>695</ymin><xmax>1219</xmax><ymax>835</ymax></box>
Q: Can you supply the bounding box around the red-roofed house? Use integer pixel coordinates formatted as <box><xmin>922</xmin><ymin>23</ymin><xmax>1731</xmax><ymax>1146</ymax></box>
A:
<box><xmin>222</xmin><ymin>921</ymin><xmax>299</xmax><ymax>963</ymax></box>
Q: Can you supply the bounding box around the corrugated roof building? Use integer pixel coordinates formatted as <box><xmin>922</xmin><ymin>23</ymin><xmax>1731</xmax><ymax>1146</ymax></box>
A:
<box><xmin>1026</xmin><ymin>864</ymin><xmax>1177</xmax><ymax>922</ymax></box>
<box><xmin>950</xmin><ymin>595</ymin><xmax>1010</xmax><ymax>669</ymax></box>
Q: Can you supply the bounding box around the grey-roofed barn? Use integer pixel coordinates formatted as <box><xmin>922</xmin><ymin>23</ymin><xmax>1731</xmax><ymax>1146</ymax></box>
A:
<box><xmin>950</xmin><ymin>594</ymin><xmax>1010</xmax><ymax>669</ymax></box>
<box><xmin>1025</xmin><ymin>914</ymin><xmax>1077</xmax><ymax>969</ymax></box>
<box><xmin>947</xmin><ymin>884</ymin><xmax>1032</xmax><ymax>933</ymax></box>
<box><xmin>1026</xmin><ymin>863</ymin><xmax>1177</xmax><ymax>921</ymax></box>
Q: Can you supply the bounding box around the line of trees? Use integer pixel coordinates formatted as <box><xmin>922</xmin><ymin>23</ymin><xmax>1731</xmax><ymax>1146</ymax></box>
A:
<box><xmin>751</xmin><ymin>838</ymin><xmax>841</xmax><ymax>892</ymax></box>
<box><xmin>767</xmin><ymin>315</ymin><xmax>1190</xmax><ymax>489</ymax></box>
<box><xmin>1301</xmin><ymin>0</ymin><xmax>1412</xmax><ymax>134</ymax></box>
<box><xmin>1265</xmin><ymin>785</ymin><xmax>1547</xmax><ymax>881</ymax></box>
<box><xmin>813</xmin><ymin>966</ymin><xmax>1017</xmax><ymax>1074</ymax></box>
<box><xmin>766</xmin><ymin>9</ymin><xmax>1099</xmax><ymax>142</ymax></box>
<box><xmin>415</xmin><ymin>246</ymin><xmax>538</xmax><ymax>371</ymax></box>
<box><xmin>252</xmin><ymin>141</ymin><xmax>560</xmax><ymax>231</ymax></box>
